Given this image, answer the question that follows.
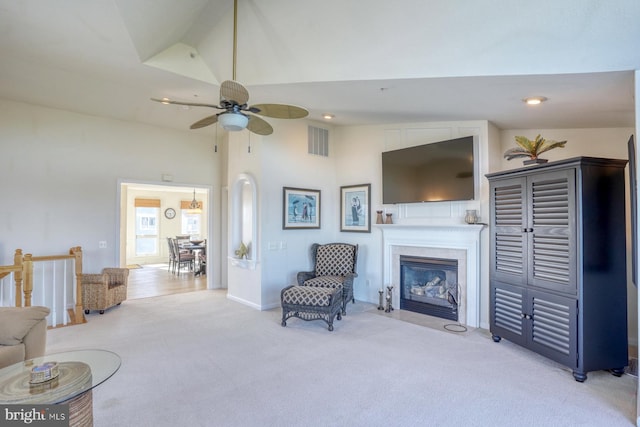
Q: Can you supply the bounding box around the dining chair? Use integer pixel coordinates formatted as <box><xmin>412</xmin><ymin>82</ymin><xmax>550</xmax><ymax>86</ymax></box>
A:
<box><xmin>166</xmin><ymin>237</ymin><xmax>176</xmax><ymax>273</ymax></box>
<box><xmin>171</xmin><ymin>238</ymin><xmax>195</xmax><ymax>274</ymax></box>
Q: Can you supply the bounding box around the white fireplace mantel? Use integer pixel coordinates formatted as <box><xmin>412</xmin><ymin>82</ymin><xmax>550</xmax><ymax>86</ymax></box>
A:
<box><xmin>378</xmin><ymin>224</ymin><xmax>484</xmax><ymax>328</ymax></box>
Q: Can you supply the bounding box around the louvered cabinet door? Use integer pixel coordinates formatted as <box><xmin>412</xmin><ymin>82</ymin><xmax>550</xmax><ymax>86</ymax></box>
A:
<box><xmin>490</xmin><ymin>281</ymin><xmax>526</xmax><ymax>346</ymax></box>
<box><xmin>527</xmin><ymin>170</ymin><xmax>577</xmax><ymax>295</ymax></box>
<box><xmin>526</xmin><ymin>289</ymin><xmax>577</xmax><ymax>369</ymax></box>
<box><xmin>490</xmin><ymin>177</ymin><xmax>527</xmax><ymax>285</ymax></box>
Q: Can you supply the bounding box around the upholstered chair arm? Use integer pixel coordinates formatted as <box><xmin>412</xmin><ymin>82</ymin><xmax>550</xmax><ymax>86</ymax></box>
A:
<box><xmin>102</xmin><ymin>268</ymin><xmax>129</xmax><ymax>287</ymax></box>
<box><xmin>81</xmin><ymin>274</ymin><xmax>108</xmax><ymax>307</ymax></box>
<box><xmin>81</xmin><ymin>274</ymin><xmax>107</xmax><ymax>288</ymax></box>
<box><xmin>0</xmin><ymin>306</ymin><xmax>49</xmax><ymax>368</ymax></box>
<box><xmin>22</xmin><ymin>318</ymin><xmax>47</xmax><ymax>360</ymax></box>
<box><xmin>297</xmin><ymin>271</ymin><xmax>315</xmax><ymax>285</ymax></box>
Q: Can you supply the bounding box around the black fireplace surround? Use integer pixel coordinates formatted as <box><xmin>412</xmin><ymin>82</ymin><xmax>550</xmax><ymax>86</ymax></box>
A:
<box><xmin>399</xmin><ymin>255</ymin><xmax>458</xmax><ymax>321</ymax></box>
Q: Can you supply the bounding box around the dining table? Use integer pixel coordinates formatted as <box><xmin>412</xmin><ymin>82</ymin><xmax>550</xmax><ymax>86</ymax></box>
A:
<box><xmin>181</xmin><ymin>242</ymin><xmax>206</xmax><ymax>274</ymax></box>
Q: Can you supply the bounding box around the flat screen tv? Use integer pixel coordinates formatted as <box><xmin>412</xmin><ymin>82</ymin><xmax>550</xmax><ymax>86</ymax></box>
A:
<box><xmin>382</xmin><ymin>136</ymin><xmax>475</xmax><ymax>204</ymax></box>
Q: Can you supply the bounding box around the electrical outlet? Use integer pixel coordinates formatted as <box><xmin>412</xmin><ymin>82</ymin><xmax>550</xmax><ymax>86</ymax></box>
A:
<box><xmin>98</xmin><ymin>241</ymin><xmax>107</xmax><ymax>249</ymax></box>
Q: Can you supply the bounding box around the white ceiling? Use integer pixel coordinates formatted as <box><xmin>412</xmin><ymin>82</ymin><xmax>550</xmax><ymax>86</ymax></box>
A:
<box><xmin>0</xmin><ymin>0</ymin><xmax>638</xmax><ymax>136</ymax></box>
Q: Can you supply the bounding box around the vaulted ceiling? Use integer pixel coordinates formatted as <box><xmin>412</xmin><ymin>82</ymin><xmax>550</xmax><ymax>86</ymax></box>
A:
<box><xmin>0</xmin><ymin>0</ymin><xmax>638</xmax><ymax>135</ymax></box>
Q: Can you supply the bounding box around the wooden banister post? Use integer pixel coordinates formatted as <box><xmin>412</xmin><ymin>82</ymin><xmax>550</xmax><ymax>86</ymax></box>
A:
<box><xmin>22</xmin><ymin>253</ymin><xmax>33</xmax><ymax>307</ymax></box>
<box><xmin>71</xmin><ymin>246</ymin><xmax>85</xmax><ymax>323</ymax></box>
<box><xmin>13</xmin><ymin>249</ymin><xmax>23</xmax><ymax>307</ymax></box>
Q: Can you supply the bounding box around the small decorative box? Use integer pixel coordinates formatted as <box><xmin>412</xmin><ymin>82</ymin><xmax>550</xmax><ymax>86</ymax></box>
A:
<box><xmin>29</xmin><ymin>362</ymin><xmax>59</xmax><ymax>384</ymax></box>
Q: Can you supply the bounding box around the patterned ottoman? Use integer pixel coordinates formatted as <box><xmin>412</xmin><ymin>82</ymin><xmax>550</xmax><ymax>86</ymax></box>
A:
<box><xmin>281</xmin><ymin>285</ymin><xmax>343</xmax><ymax>331</ymax></box>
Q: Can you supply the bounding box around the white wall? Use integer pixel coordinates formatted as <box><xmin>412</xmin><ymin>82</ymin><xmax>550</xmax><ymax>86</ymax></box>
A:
<box><xmin>225</xmin><ymin>129</ymin><xmax>263</xmax><ymax>307</ymax></box>
<box><xmin>498</xmin><ymin>128</ymin><xmax>634</xmax><ymax>170</ymax></box>
<box><xmin>334</xmin><ymin>120</ymin><xmax>493</xmax><ymax>326</ymax></box>
<box><xmin>0</xmin><ymin>99</ymin><xmax>221</xmax><ymax>277</ymax></box>
<box><xmin>226</xmin><ymin>119</ymin><xmax>341</xmax><ymax>309</ymax></box>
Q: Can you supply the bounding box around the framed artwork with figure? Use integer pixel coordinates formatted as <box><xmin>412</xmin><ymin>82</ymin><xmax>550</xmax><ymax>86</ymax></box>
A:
<box><xmin>283</xmin><ymin>187</ymin><xmax>321</xmax><ymax>229</ymax></box>
<box><xmin>340</xmin><ymin>183</ymin><xmax>371</xmax><ymax>232</ymax></box>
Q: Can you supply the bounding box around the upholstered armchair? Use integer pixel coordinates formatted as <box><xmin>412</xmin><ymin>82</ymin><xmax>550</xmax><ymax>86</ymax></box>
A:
<box><xmin>82</xmin><ymin>268</ymin><xmax>129</xmax><ymax>314</ymax></box>
<box><xmin>0</xmin><ymin>306</ymin><xmax>50</xmax><ymax>369</ymax></box>
<box><xmin>297</xmin><ymin>243</ymin><xmax>358</xmax><ymax>314</ymax></box>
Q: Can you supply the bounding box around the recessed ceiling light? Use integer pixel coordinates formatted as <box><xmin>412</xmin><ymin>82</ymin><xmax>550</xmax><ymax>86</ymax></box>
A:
<box><xmin>323</xmin><ymin>114</ymin><xmax>334</xmax><ymax>120</ymax></box>
<box><xmin>523</xmin><ymin>96</ymin><xmax>548</xmax><ymax>105</ymax></box>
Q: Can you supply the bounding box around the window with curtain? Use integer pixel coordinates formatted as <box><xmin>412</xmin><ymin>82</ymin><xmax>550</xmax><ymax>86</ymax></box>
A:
<box><xmin>180</xmin><ymin>200</ymin><xmax>202</xmax><ymax>237</ymax></box>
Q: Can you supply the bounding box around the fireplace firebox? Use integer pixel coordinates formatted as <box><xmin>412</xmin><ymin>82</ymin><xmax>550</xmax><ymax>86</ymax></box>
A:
<box><xmin>399</xmin><ymin>255</ymin><xmax>458</xmax><ymax>321</ymax></box>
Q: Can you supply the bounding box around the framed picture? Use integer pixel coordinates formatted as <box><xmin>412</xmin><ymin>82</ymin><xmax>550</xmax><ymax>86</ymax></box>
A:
<box><xmin>283</xmin><ymin>187</ymin><xmax>321</xmax><ymax>229</ymax></box>
<box><xmin>340</xmin><ymin>183</ymin><xmax>371</xmax><ymax>232</ymax></box>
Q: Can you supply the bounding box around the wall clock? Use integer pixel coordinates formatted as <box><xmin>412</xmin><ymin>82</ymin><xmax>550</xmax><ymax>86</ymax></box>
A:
<box><xmin>164</xmin><ymin>208</ymin><xmax>176</xmax><ymax>219</ymax></box>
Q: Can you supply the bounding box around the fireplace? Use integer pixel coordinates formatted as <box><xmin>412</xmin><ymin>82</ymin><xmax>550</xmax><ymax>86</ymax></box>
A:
<box><xmin>381</xmin><ymin>224</ymin><xmax>483</xmax><ymax>328</ymax></box>
<box><xmin>400</xmin><ymin>256</ymin><xmax>458</xmax><ymax>321</ymax></box>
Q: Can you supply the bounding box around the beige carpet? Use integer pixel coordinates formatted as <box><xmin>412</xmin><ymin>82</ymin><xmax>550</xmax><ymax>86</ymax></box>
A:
<box><xmin>46</xmin><ymin>290</ymin><xmax>637</xmax><ymax>426</ymax></box>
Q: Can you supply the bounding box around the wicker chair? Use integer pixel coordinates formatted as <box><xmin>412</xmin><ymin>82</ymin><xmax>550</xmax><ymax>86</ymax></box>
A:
<box><xmin>81</xmin><ymin>268</ymin><xmax>129</xmax><ymax>314</ymax></box>
<box><xmin>297</xmin><ymin>243</ymin><xmax>358</xmax><ymax>314</ymax></box>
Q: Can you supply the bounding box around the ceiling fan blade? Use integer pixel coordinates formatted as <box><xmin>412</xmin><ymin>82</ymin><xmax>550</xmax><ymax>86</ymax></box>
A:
<box><xmin>246</xmin><ymin>115</ymin><xmax>273</xmax><ymax>135</ymax></box>
<box><xmin>250</xmin><ymin>104</ymin><xmax>309</xmax><ymax>119</ymax></box>
<box><xmin>151</xmin><ymin>98</ymin><xmax>221</xmax><ymax>109</ymax></box>
<box><xmin>190</xmin><ymin>114</ymin><xmax>219</xmax><ymax>129</ymax></box>
<box><xmin>220</xmin><ymin>80</ymin><xmax>249</xmax><ymax>105</ymax></box>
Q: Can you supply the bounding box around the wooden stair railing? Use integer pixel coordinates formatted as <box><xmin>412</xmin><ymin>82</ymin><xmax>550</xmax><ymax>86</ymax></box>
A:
<box><xmin>0</xmin><ymin>246</ymin><xmax>86</xmax><ymax>327</ymax></box>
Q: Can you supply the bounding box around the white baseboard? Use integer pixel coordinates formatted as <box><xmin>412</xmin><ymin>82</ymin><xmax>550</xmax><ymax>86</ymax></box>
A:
<box><xmin>225</xmin><ymin>294</ymin><xmax>280</xmax><ymax>311</ymax></box>
<box><xmin>260</xmin><ymin>301</ymin><xmax>281</xmax><ymax>311</ymax></box>
<box><xmin>226</xmin><ymin>294</ymin><xmax>261</xmax><ymax>310</ymax></box>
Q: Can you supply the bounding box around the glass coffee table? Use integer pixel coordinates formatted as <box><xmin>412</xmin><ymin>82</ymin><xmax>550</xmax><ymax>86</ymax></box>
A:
<box><xmin>0</xmin><ymin>349</ymin><xmax>120</xmax><ymax>426</ymax></box>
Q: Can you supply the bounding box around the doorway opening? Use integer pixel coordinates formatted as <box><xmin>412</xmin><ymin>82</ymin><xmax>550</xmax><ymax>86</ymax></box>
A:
<box><xmin>117</xmin><ymin>181</ymin><xmax>213</xmax><ymax>299</ymax></box>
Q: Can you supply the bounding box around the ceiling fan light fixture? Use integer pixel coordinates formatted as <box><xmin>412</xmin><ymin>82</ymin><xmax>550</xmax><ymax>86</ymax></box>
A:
<box><xmin>523</xmin><ymin>96</ymin><xmax>548</xmax><ymax>105</ymax></box>
<box><xmin>219</xmin><ymin>112</ymin><xmax>248</xmax><ymax>131</ymax></box>
<box><xmin>150</xmin><ymin>0</ymin><xmax>306</xmax><ymax>136</ymax></box>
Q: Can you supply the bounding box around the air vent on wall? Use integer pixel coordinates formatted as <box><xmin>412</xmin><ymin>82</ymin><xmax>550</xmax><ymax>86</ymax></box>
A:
<box><xmin>308</xmin><ymin>125</ymin><xmax>329</xmax><ymax>157</ymax></box>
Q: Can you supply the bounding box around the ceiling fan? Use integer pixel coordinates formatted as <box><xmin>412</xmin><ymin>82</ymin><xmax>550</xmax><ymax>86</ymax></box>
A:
<box><xmin>151</xmin><ymin>0</ymin><xmax>308</xmax><ymax>135</ymax></box>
